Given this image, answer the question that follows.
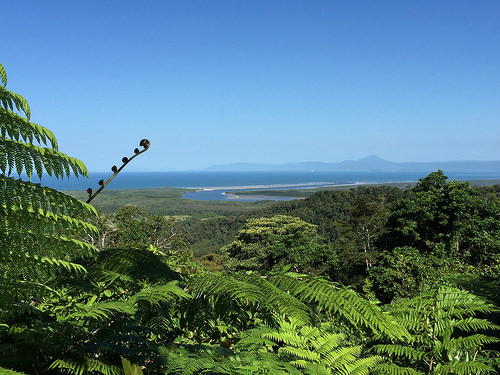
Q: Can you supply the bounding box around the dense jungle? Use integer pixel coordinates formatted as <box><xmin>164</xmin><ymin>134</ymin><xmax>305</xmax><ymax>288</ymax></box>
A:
<box><xmin>1</xmin><ymin>63</ymin><xmax>499</xmax><ymax>375</ymax></box>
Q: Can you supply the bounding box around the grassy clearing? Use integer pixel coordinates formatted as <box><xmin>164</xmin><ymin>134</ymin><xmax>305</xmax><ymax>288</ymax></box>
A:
<box><xmin>66</xmin><ymin>187</ymin><xmax>278</xmax><ymax>218</ymax></box>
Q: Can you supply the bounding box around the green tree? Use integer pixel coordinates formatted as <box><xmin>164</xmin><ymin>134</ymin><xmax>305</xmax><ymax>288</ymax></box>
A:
<box><xmin>373</xmin><ymin>171</ymin><xmax>500</xmax><ymax>301</ymax></box>
<box><xmin>0</xmin><ymin>63</ymin><xmax>98</xmax><ymax>374</ymax></box>
<box><xmin>221</xmin><ymin>215</ymin><xmax>335</xmax><ymax>274</ymax></box>
<box><xmin>0</xmin><ymin>63</ymin><xmax>97</xmax><ymax>303</ymax></box>
<box><xmin>383</xmin><ymin>170</ymin><xmax>498</xmax><ymax>263</ymax></box>
<box><xmin>107</xmin><ymin>204</ymin><xmax>191</xmax><ymax>268</ymax></box>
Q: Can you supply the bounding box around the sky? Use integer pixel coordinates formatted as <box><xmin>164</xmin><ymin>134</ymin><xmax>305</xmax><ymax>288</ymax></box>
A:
<box><xmin>2</xmin><ymin>0</ymin><xmax>499</xmax><ymax>171</ymax></box>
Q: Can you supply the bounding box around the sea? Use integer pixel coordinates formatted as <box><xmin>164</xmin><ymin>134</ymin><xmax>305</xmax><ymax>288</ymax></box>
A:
<box><xmin>24</xmin><ymin>170</ymin><xmax>500</xmax><ymax>202</ymax></box>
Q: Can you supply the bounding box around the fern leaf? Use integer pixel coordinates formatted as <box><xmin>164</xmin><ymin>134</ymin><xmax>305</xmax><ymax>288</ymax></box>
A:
<box><xmin>433</xmin><ymin>360</ymin><xmax>497</xmax><ymax>375</ymax></box>
<box><xmin>372</xmin><ymin>344</ymin><xmax>425</xmax><ymax>361</ymax></box>
<box><xmin>0</xmin><ymin>85</ymin><xmax>31</xmax><ymax>119</ymax></box>
<box><xmin>121</xmin><ymin>357</ymin><xmax>144</xmax><ymax>375</ymax></box>
<box><xmin>0</xmin><ymin>366</ymin><xmax>27</xmax><ymax>375</ymax></box>
<box><xmin>0</xmin><ymin>63</ymin><xmax>7</xmax><ymax>86</ymax></box>
<box><xmin>271</xmin><ymin>273</ymin><xmax>410</xmax><ymax>340</ymax></box>
<box><xmin>65</xmin><ymin>300</ymin><xmax>134</xmax><ymax>321</ymax></box>
<box><xmin>131</xmin><ymin>281</ymin><xmax>191</xmax><ymax>307</ymax></box>
<box><xmin>373</xmin><ymin>363</ymin><xmax>425</xmax><ymax>375</ymax></box>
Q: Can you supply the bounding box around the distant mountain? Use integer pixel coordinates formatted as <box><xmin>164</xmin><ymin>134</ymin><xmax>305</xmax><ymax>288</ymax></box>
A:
<box><xmin>206</xmin><ymin>156</ymin><xmax>500</xmax><ymax>172</ymax></box>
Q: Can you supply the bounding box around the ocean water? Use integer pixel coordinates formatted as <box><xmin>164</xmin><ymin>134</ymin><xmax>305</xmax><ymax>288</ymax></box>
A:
<box><xmin>23</xmin><ymin>170</ymin><xmax>500</xmax><ymax>201</ymax></box>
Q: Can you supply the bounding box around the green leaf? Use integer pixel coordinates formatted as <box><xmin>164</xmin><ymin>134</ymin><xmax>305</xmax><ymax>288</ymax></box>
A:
<box><xmin>121</xmin><ymin>357</ymin><xmax>144</xmax><ymax>375</ymax></box>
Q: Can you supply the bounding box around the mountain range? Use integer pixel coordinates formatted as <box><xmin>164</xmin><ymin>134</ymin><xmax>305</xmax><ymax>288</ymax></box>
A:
<box><xmin>206</xmin><ymin>155</ymin><xmax>500</xmax><ymax>172</ymax></box>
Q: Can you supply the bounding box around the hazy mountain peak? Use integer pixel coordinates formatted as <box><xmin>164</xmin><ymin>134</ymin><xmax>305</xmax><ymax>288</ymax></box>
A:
<box><xmin>358</xmin><ymin>155</ymin><xmax>388</xmax><ymax>162</ymax></box>
<box><xmin>206</xmin><ymin>156</ymin><xmax>500</xmax><ymax>172</ymax></box>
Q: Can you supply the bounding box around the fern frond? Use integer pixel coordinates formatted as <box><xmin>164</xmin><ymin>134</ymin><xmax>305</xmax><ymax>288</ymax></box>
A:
<box><xmin>278</xmin><ymin>345</ymin><xmax>321</xmax><ymax>362</ymax></box>
<box><xmin>86</xmin><ymin>247</ymin><xmax>179</xmax><ymax>287</ymax></box>
<box><xmin>323</xmin><ymin>346</ymin><xmax>362</xmax><ymax>367</ymax></box>
<box><xmin>1</xmin><ymin>108</ymin><xmax>58</xmax><ymax>149</ymax></box>
<box><xmin>242</xmin><ymin>274</ymin><xmax>313</xmax><ymax>325</ymax></box>
<box><xmin>0</xmin><ymin>366</ymin><xmax>28</xmax><ymax>375</ymax></box>
<box><xmin>131</xmin><ymin>281</ymin><xmax>191</xmax><ymax>307</ymax></box>
<box><xmin>0</xmin><ymin>84</ymin><xmax>31</xmax><ymax>120</ymax></box>
<box><xmin>372</xmin><ymin>344</ymin><xmax>425</xmax><ymax>361</ymax></box>
<box><xmin>341</xmin><ymin>356</ymin><xmax>382</xmax><ymax>375</ymax></box>
<box><xmin>433</xmin><ymin>360</ymin><xmax>497</xmax><ymax>375</ymax></box>
<box><xmin>189</xmin><ymin>272</ymin><xmax>264</xmax><ymax>304</ymax></box>
<box><xmin>236</xmin><ymin>326</ymin><xmax>277</xmax><ymax>351</ymax></box>
<box><xmin>445</xmin><ymin>334</ymin><xmax>500</xmax><ymax>350</ymax></box>
<box><xmin>40</xmin><ymin>257</ymin><xmax>88</xmax><ymax>275</ymax></box>
<box><xmin>0</xmin><ymin>138</ymin><xmax>87</xmax><ymax>179</ymax></box>
<box><xmin>377</xmin><ymin>286</ymin><xmax>499</xmax><ymax>373</ymax></box>
<box><xmin>271</xmin><ymin>273</ymin><xmax>410</xmax><ymax>340</ymax></box>
<box><xmin>0</xmin><ymin>63</ymin><xmax>7</xmax><ymax>86</ymax></box>
<box><xmin>49</xmin><ymin>356</ymin><xmax>122</xmax><ymax>375</ymax></box>
<box><xmin>373</xmin><ymin>363</ymin><xmax>425</xmax><ymax>375</ymax></box>
<box><xmin>121</xmin><ymin>357</ymin><xmax>144</xmax><ymax>375</ymax></box>
<box><xmin>0</xmin><ymin>175</ymin><xmax>96</xmax><ymax>216</ymax></box>
<box><xmin>452</xmin><ymin>316</ymin><xmax>500</xmax><ymax>332</ymax></box>
<box><xmin>66</xmin><ymin>300</ymin><xmax>134</xmax><ymax>321</ymax></box>
<box><xmin>314</xmin><ymin>333</ymin><xmax>345</xmax><ymax>357</ymax></box>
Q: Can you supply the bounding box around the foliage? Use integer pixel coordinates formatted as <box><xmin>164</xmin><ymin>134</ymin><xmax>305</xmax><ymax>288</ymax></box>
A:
<box><xmin>368</xmin><ymin>246</ymin><xmax>447</xmax><ymax>302</ymax></box>
<box><xmin>0</xmin><ymin>63</ymin><xmax>97</xmax><ymax>304</ymax></box>
<box><xmin>372</xmin><ymin>171</ymin><xmax>500</xmax><ymax>302</ymax></box>
<box><xmin>158</xmin><ymin>316</ymin><xmax>384</xmax><ymax>375</ymax></box>
<box><xmin>220</xmin><ymin>215</ymin><xmax>335</xmax><ymax>275</ymax></box>
<box><xmin>2</xmin><ymin>63</ymin><xmax>499</xmax><ymax>375</ymax></box>
<box><xmin>0</xmin><ymin>247</ymin><xmax>189</xmax><ymax>374</ymax></box>
<box><xmin>373</xmin><ymin>286</ymin><xmax>499</xmax><ymax>374</ymax></box>
<box><xmin>237</xmin><ymin>316</ymin><xmax>382</xmax><ymax>375</ymax></box>
<box><xmin>382</xmin><ymin>170</ymin><xmax>499</xmax><ymax>263</ymax></box>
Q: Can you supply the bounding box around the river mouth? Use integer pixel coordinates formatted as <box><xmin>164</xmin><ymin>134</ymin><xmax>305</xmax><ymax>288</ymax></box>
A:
<box><xmin>181</xmin><ymin>183</ymin><xmax>340</xmax><ymax>202</ymax></box>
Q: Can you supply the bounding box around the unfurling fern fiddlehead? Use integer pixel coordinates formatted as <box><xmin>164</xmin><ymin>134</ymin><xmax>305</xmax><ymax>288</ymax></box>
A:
<box><xmin>86</xmin><ymin>138</ymin><xmax>150</xmax><ymax>203</ymax></box>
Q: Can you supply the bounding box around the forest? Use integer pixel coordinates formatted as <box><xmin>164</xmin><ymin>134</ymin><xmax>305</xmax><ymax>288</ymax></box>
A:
<box><xmin>1</xmin><ymin>63</ymin><xmax>499</xmax><ymax>375</ymax></box>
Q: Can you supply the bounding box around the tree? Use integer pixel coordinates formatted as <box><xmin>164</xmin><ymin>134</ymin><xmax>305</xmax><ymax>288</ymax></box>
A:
<box><xmin>373</xmin><ymin>171</ymin><xmax>500</xmax><ymax>301</ymax></box>
<box><xmin>0</xmin><ymin>63</ymin><xmax>98</xmax><ymax>373</ymax></box>
<box><xmin>382</xmin><ymin>170</ymin><xmax>498</xmax><ymax>262</ymax></box>
<box><xmin>221</xmin><ymin>215</ymin><xmax>335</xmax><ymax>275</ymax></box>
<box><xmin>0</xmin><ymin>63</ymin><xmax>98</xmax><ymax>303</ymax></box>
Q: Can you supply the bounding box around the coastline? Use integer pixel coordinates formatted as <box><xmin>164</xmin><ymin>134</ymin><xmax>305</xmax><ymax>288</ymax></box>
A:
<box><xmin>185</xmin><ymin>178</ymin><xmax>500</xmax><ymax>202</ymax></box>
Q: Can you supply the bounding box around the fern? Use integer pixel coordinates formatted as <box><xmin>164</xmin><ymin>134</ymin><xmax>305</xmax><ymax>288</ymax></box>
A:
<box><xmin>162</xmin><ymin>344</ymin><xmax>303</xmax><ymax>375</ymax></box>
<box><xmin>237</xmin><ymin>316</ymin><xmax>382</xmax><ymax>375</ymax></box>
<box><xmin>0</xmin><ymin>64</ymin><xmax>97</xmax><ymax>303</ymax></box>
<box><xmin>0</xmin><ymin>63</ymin><xmax>101</xmax><ymax>374</ymax></box>
<box><xmin>0</xmin><ymin>366</ymin><xmax>28</xmax><ymax>375</ymax></box>
<box><xmin>373</xmin><ymin>286</ymin><xmax>499</xmax><ymax>374</ymax></box>
<box><xmin>270</xmin><ymin>273</ymin><xmax>410</xmax><ymax>340</ymax></box>
<box><xmin>49</xmin><ymin>356</ymin><xmax>122</xmax><ymax>375</ymax></box>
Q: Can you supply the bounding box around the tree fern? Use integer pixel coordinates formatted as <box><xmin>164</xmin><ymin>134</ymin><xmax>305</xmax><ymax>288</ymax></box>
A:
<box><xmin>0</xmin><ymin>63</ymin><xmax>101</xmax><ymax>375</ymax></box>
<box><xmin>161</xmin><ymin>344</ymin><xmax>303</xmax><ymax>375</ymax></box>
<box><xmin>372</xmin><ymin>286</ymin><xmax>499</xmax><ymax>374</ymax></box>
<box><xmin>270</xmin><ymin>273</ymin><xmax>410</xmax><ymax>341</ymax></box>
<box><xmin>236</xmin><ymin>316</ymin><xmax>382</xmax><ymax>375</ymax></box>
<box><xmin>0</xmin><ymin>63</ymin><xmax>98</xmax><ymax>306</ymax></box>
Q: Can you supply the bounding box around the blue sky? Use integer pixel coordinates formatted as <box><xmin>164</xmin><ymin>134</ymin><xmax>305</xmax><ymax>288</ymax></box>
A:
<box><xmin>2</xmin><ymin>1</ymin><xmax>499</xmax><ymax>171</ymax></box>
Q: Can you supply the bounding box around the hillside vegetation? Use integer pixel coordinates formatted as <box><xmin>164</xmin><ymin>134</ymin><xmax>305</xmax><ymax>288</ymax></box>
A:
<box><xmin>1</xmin><ymin>63</ymin><xmax>499</xmax><ymax>375</ymax></box>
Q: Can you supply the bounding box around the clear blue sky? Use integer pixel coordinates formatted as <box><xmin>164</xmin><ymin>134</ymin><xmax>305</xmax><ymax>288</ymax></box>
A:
<box><xmin>2</xmin><ymin>1</ymin><xmax>499</xmax><ymax>171</ymax></box>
